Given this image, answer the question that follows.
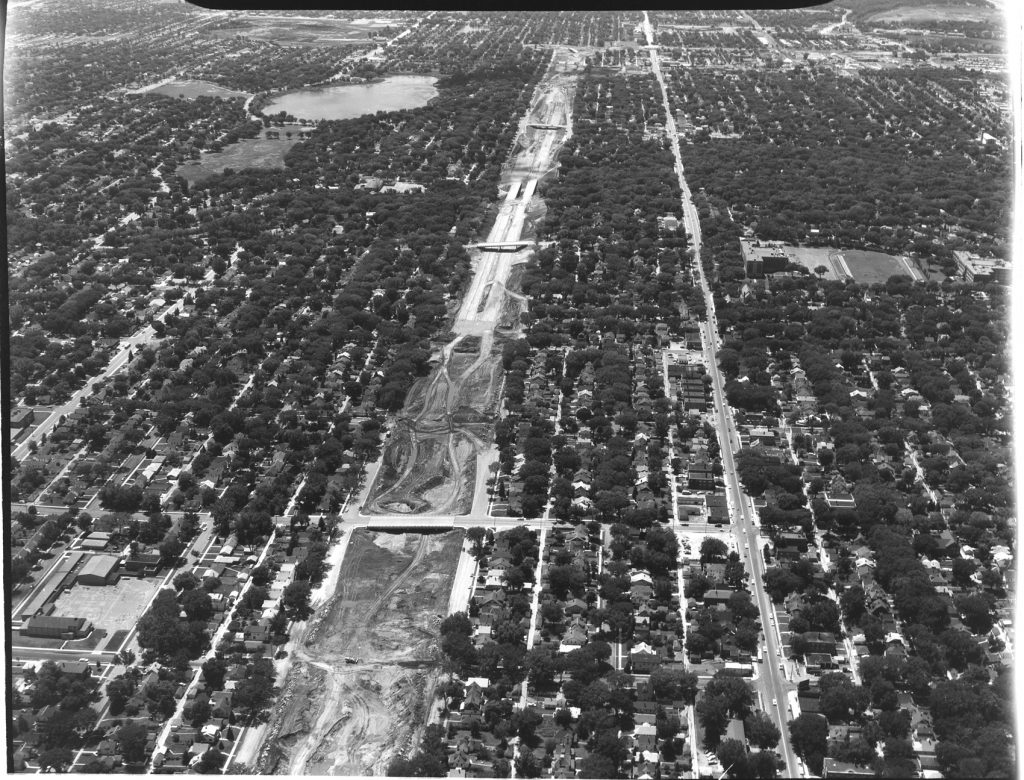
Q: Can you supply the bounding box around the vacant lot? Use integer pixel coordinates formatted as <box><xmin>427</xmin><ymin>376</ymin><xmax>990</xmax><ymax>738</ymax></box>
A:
<box><xmin>51</xmin><ymin>578</ymin><xmax>161</xmax><ymax>634</ymax></box>
<box><xmin>147</xmin><ymin>79</ymin><xmax>249</xmax><ymax>100</ymax></box>
<box><xmin>258</xmin><ymin>530</ymin><xmax>464</xmax><ymax>776</ymax></box>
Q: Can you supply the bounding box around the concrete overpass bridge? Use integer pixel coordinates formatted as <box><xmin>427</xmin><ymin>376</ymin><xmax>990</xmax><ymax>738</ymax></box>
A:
<box><xmin>353</xmin><ymin>513</ymin><xmax>544</xmax><ymax>532</ymax></box>
<box><xmin>464</xmin><ymin>239</ymin><xmax>554</xmax><ymax>252</ymax></box>
<box><xmin>464</xmin><ymin>240</ymin><xmax>535</xmax><ymax>251</ymax></box>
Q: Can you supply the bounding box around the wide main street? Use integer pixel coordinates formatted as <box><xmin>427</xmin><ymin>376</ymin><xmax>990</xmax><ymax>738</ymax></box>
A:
<box><xmin>643</xmin><ymin>11</ymin><xmax>802</xmax><ymax>777</ymax></box>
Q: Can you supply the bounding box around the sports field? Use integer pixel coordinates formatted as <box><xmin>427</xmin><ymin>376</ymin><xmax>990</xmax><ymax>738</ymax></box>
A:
<box><xmin>841</xmin><ymin>249</ymin><xmax>918</xmax><ymax>284</ymax></box>
<box><xmin>784</xmin><ymin>245</ymin><xmax>917</xmax><ymax>284</ymax></box>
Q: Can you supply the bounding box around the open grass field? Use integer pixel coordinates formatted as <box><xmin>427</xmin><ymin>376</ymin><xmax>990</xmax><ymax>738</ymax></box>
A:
<box><xmin>51</xmin><ymin>578</ymin><xmax>161</xmax><ymax>634</ymax></box>
<box><xmin>867</xmin><ymin>5</ymin><xmax>999</xmax><ymax>24</ymax></box>
<box><xmin>176</xmin><ymin>130</ymin><xmax>307</xmax><ymax>185</ymax></box>
<box><xmin>147</xmin><ymin>79</ymin><xmax>249</xmax><ymax>100</ymax></box>
<box><xmin>207</xmin><ymin>17</ymin><xmax>397</xmax><ymax>46</ymax></box>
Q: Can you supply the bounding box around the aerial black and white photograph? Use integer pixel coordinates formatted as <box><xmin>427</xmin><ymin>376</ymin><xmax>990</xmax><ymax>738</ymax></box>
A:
<box><xmin>3</xmin><ymin>0</ymin><xmax>1017</xmax><ymax>777</ymax></box>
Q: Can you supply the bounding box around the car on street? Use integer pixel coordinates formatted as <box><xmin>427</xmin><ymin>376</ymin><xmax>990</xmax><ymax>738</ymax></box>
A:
<box><xmin>772</xmin><ymin>698</ymin><xmax>777</xmax><ymax>707</ymax></box>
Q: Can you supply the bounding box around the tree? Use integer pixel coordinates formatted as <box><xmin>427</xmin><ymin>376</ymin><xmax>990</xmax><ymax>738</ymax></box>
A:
<box><xmin>106</xmin><ymin>677</ymin><xmax>133</xmax><ymax>715</ymax></box>
<box><xmin>716</xmin><ymin>739</ymin><xmax>749</xmax><ymax>778</ymax></box>
<box><xmin>466</xmin><ymin>526</ymin><xmax>487</xmax><ymax>556</ymax></box>
<box><xmin>525</xmin><ymin>647</ymin><xmax>559</xmax><ymax>688</ymax></box>
<box><xmin>939</xmin><ymin>627</ymin><xmax>984</xmax><ymax>670</ymax></box>
<box><xmin>697</xmin><ymin>694</ymin><xmax>730</xmax><ymax>747</ymax></box>
<box><xmin>581</xmin><ymin>741</ymin><xmax>624</xmax><ymax>776</ymax></box>
<box><xmin>201</xmin><ymin>658</ymin><xmax>228</xmax><ymax>690</ymax></box>
<box><xmin>705</xmin><ymin>672</ymin><xmax>754</xmax><ymax>717</ymax></box>
<box><xmin>197</xmin><ymin>747</ymin><xmax>226</xmax><ymax>774</ymax></box>
<box><xmin>515</xmin><ymin>748</ymin><xmax>542</xmax><ymax>778</ymax></box>
<box><xmin>232</xmin><ymin>672</ymin><xmax>275</xmax><ymax>724</ymax></box>
<box><xmin>145</xmin><ymin>679</ymin><xmax>178</xmax><ymax>719</ymax></box>
<box><xmin>116</xmin><ymin>649</ymin><xmax>136</xmax><ymax>667</ymax></box>
<box><xmin>788</xmin><ymin>713</ymin><xmax>828</xmax><ymax>773</ymax></box>
<box><xmin>189</xmin><ymin>698</ymin><xmax>212</xmax><ymax>727</ymax></box>
<box><xmin>38</xmin><ymin>747</ymin><xmax>74</xmax><ymax>772</ymax></box>
<box><xmin>880</xmin><ymin>737</ymin><xmax>917</xmax><ymax>777</ymax></box>
<box><xmin>137</xmin><ymin>589</ymin><xmax>201</xmax><ymax>659</ymax></box>
<box><xmin>700</xmin><ymin>536</ymin><xmax>729</xmax><ymax>563</ymax></box>
<box><xmin>649</xmin><ymin>665</ymin><xmax>698</xmax><ymax>704</ymax></box>
<box><xmin>159</xmin><ymin>535</ymin><xmax>184</xmax><ymax>562</ymax></box>
<box><xmin>839</xmin><ymin>584</ymin><xmax>866</xmax><ymax>624</ymax></box>
<box><xmin>180</xmin><ymin>588</ymin><xmax>214</xmax><ymax>622</ymax></box>
<box><xmin>281</xmin><ymin>580</ymin><xmax>313</xmax><ymax>621</ymax></box>
<box><xmin>955</xmin><ymin>593</ymin><xmax>993</xmax><ymax>634</ymax></box>
<box><xmin>547</xmin><ymin>564</ymin><xmax>586</xmax><ymax>599</ymax></box>
<box><xmin>174</xmin><ymin>571</ymin><xmax>200</xmax><ymax>591</ymax></box>
<box><xmin>878</xmin><ymin>708</ymin><xmax>911</xmax><ymax>739</ymax></box>
<box><xmin>118</xmin><ymin>721</ymin><xmax>149</xmax><ymax>764</ymax></box>
<box><xmin>748</xmin><ymin>749</ymin><xmax>780</xmax><ymax>778</ymax></box>
<box><xmin>818</xmin><ymin>672</ymin><xmax>870</xmax><ymax>723</ymax></box>
<box><xmin>512</xmin><ymin>707</ymin><xmax>543</xmax><ymax>742</ymax></box>
<box><xmin>744</xmin><ymin>710</ymin><xmax>781</xmax><ymax>750</ymax></box>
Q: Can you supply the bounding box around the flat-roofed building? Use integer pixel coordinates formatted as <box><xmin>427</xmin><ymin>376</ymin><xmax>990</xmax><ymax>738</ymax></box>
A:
<box><xmin>10</xmin><ymin>407</ymin><xmax>35</xmax><ymax>430</ymax></box>
<box><xmin>80</xmin><ymin>532</ymin><xmax>112</xmax><ymax>551</ymax></box>
<box><xmin>740</xmin><ymin>238</ymin><xmax>791</xmax><ymax>278</ymax></box>
<box><xmin>953</xmin><ymin>251</ymin><xmax>1010</xmax><ymax>284</ymax></box>
<box><xmin>21</xmin><ymin>615</ymin><xmax>93</xmax><ymax>639</ymax></box>
<box><xmin>77</xmin><ymin>554</ymin><xmax>120</xmax><ymax>586</ymax></box>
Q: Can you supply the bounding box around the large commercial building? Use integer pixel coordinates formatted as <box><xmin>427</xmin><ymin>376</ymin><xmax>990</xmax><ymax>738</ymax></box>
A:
<box><xmin>76</xmin><ymin>554</ymin><xmax>120</xmax><ymax>586</ymax></box>
<box><xmin>953</xmin><ymin>251</ymin><xmax>1010</xmax><ymax>284</ymax></box>
<box><xmin>21</xmin><ymin>615</ymin><xmax>93</xmax><ymax>640</ymax></box>
<box><xmin>740</xmin><ymin>237</ymin><xmax>791</xmax><ymax>278</ymax></box>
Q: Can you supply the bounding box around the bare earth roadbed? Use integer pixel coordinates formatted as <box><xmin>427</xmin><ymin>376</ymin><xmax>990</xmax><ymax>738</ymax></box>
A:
<box><xmin>258</xmin><ymin>529</ymin><xmax>464</xmax><ymax>775</ymax></box>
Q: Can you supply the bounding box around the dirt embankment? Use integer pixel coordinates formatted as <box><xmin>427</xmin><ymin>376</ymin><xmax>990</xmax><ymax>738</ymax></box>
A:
<box><xmin>256</xmin><ymin>530</ymin><xmax>464</xmax><ymax>775</ymax></box>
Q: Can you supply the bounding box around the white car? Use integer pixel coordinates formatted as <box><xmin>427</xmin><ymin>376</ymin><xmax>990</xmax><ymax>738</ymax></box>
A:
<box><xmin>772</xmin><ymin>698</ymin><xmax>777</xmax><ymax>707</ymax></box>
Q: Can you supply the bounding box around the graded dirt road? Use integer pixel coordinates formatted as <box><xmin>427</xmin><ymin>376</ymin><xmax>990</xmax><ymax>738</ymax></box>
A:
<box><xmin>364</xmin><ymin>50</ymin><xmax>581</xmax><ymax>517</ymax></box>
<box><xmin>256</xmin><ymin>48</ymin><xmax>585</xmax><ymax>777</ymax></box>
<box><xmin>256</xmin><ymin>530</ymin><xmax>464</xmax><ymax>776</ymax></box>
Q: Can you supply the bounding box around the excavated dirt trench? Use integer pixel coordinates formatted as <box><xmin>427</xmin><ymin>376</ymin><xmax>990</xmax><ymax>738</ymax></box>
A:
<box><xmin>257</xmin><ymin>530</ymin><xmax>463</xmax><ymax>776</ymax></box>
<box><xmin>257</xmin><ymin>49</ymin><xmax>585</xmax><ymax>777</ymax></box>
<box><xmin>365</xmin><ymin>55</ymin><xmax>580</xmax><ymax>518</ymax></box>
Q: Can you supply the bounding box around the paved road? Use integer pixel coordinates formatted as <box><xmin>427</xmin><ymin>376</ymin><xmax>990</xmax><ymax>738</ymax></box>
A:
<box><xmin>644</xmin><ymin>11</ymin><xmax>801</xmax><ymax>777</ymax></box>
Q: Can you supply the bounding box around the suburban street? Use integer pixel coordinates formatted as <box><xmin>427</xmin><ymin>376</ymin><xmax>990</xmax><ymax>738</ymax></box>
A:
<box><xmin>6</xmin><ymin>5</ymin><xmax>1014</xmax><ymax>778</ymax></box>
<box><xmin>11</xmin><ymin>325</ymin><xmax>154</xmax><ymax>463</ymax></box>
<box><xmin>644</xmin><ymin>10</ymin><xmax>801</xmax><ymax>777</ymax></box>
<box><xmin>11</xmin><ymin>294</ymin><xmax>189</xmax><ymax>464</ymax></box>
